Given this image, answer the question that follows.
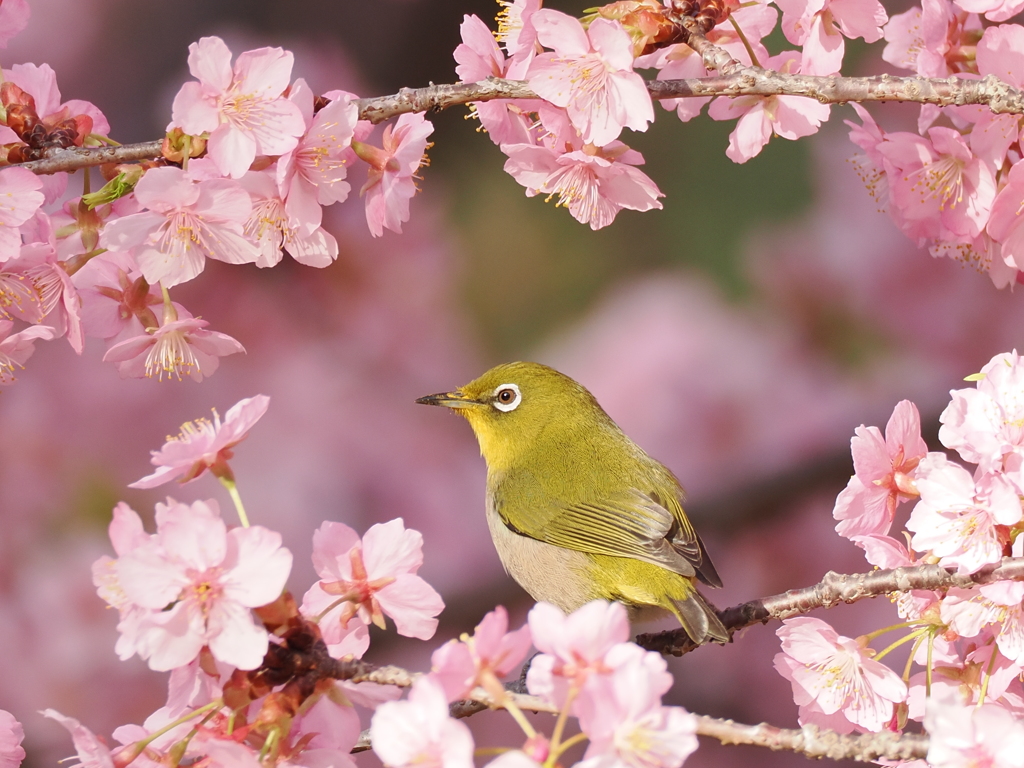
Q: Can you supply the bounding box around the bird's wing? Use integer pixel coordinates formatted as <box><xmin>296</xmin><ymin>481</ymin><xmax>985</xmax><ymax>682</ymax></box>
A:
<box><xmin>493</xmin><ymin>483</ymin><xmax>718</xmax><ymax>583</ymax></box>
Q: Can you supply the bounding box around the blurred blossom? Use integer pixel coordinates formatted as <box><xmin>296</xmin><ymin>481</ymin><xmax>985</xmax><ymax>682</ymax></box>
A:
<box><xmin>0</xmin><ymin>711</ymin><xmax>24</xmax><ymax>768</ymax></box>
<box><xmin>924</xmin><ymin>696</ymin><xmax>1024</xmax><ymax>768</ymax></box>
<box><xmin>370</xmin><ymin>676</ymin><xmax>474</xmax><ymax>768</ymax></box>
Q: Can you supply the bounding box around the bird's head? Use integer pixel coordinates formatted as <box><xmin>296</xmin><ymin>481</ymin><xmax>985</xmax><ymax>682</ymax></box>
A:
<box><xmin>416</xmin><ymin>361</ymin><xmax>607</xmax><ymax>471</ymax></box>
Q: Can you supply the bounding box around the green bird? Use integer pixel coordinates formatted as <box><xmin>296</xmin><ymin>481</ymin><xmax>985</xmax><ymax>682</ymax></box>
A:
<box><xmin>417</xmin><ymin>361</ymin><xmax>728</xmax><ymax>645</ymax></box>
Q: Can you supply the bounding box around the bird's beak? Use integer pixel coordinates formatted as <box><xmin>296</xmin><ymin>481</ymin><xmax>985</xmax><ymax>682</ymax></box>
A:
<box><xmin>415</xmin><ymin>390</ymin><xmax>479</xmax><ymax>409</ymax></box>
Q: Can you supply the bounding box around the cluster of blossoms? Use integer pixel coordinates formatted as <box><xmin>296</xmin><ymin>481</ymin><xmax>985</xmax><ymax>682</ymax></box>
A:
<box><xmin>2</xmin><ymin>0</ymin><xmax>1024</xmax><ymax>386</ymax></box>
<box><xmin>773</xmin><ymin>349</ymin><xmax>1024</xmax><ymax>763</ymax></box>
<box><xmin>0</xmin><ymin>392</ymin><xmax>700</xmax><ymax>768</ymax></box>
<box><xmin>847</xmin><ymin>16</ymin><xmax>1024</xmax><ymax>289</ymax></box>
<box><xmin>0</xmin><ymin>7</ymin><xmax>434</xmax><ymax>384</ymax></box>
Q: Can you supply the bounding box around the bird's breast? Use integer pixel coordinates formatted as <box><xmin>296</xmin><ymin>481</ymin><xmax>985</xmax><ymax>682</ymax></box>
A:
<box><xmin>484</xmin><ymin>492</ymin><xmax>597</xmax><ymax>613</ymax></box>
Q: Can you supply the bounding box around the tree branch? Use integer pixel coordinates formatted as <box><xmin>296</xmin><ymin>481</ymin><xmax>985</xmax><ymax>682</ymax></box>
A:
<box><xmin>637</xmin><ymin>556</ymin><xmax>1024</xmax><ymax>656</ymax></box>
<box><xmin>694</xmin><ymin>715</ymin><xmax>929</xmax><ymax>762</ymax></box>
<box><xmin>11</xmin><ymin>64</ymin><xmax>1023</xmax><ymax>176</ymax></box>
<box><xmin>355</xmin><ymin>686</ymin><xmax>930</xmax><ymax>762</ymax></box>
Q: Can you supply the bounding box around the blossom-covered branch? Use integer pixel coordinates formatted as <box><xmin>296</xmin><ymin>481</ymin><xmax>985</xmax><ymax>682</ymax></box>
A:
<box><xmin>638</xmin><ymin>556</ymin><xmax>1024</xmax><ymax>655</ymax></box>
<box><xmin>14</xmin><ymin>68</ymin><xmax>1024</xmax><ymax>177</ymax></box>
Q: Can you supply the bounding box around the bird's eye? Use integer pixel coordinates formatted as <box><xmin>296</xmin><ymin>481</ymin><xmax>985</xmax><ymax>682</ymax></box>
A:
<box><xmin>492</xmin><ymin>383</ymin><xmax>522</xmax><ymax>412</ymax></box>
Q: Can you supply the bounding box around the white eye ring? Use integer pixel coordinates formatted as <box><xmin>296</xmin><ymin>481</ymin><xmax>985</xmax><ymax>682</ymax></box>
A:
<box><xmin>492</xmin><ymin>383</ymin><xmax>522</xmax><ymax>412</ymax></box>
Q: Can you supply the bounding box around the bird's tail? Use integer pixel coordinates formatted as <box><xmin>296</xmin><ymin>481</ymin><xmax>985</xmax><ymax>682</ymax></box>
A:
<box><xmin>669</xmin><ymin>588</ymin><xmax>729</xmax><ymax>645</ymax></box>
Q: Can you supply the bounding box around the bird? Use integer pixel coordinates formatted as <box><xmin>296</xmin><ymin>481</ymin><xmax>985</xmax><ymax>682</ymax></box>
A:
<box><xmin>416</xmin><ymin>361</ymin><xmax>728</xmax><ymax>645</ymax></box>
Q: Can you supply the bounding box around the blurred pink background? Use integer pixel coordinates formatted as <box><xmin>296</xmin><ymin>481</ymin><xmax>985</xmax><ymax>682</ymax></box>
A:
<box><xmin>2</xmin><ymin>2</ymin><xmax>1023</xmax><ymax>767</ymax></box>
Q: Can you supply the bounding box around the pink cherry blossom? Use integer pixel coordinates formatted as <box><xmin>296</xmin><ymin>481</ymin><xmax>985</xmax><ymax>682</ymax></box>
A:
<box><xmin>986</xmin><ymin>162</ymin><xmax>1024</xmax><ymax>272</ymax></box>
<box><xmin>130</xmin><ymin>394</ymin><xmax>270</xmax><ymax>488</ymax></box>
<box><xmin>71</xmin><ymin>251</ymin><xmax>163</xmax><ymax>341</ymax></box>
<box><xmin>925</xmin><ymin>697</ymin><xmax>1024</xmax><ymax>768</ymax></box>
<box><xmin>114</xmin><ymin>497</ymin><xmax>292</xmax><ymax>671</ymax></box>
<box><xmin>940</xmin><ymin>351</ymin><xmax>1024</xmax><ymax>481</ymax></box>
<box><xmin>431</xmin><ymin>605</ymin><xmax>533</xmax><ymax>701</ymax></box>
<box><xmin>2</xmin><ymin>238</ymin><xmax>84</xmax><ymax>353</ymax></box>
<box><xmin>883</xmin><ymin>0</ymin><xmax>979</xmax><ymax>77</ymax></box>
<box><xmin>355</xmin><ymin>112</ymin><xmax>434</xmax><ymax>237</ymax></box>
<box><xmin>0</xmin><ymin>711</ymin><xmax>24</xmax><ymax>768</ymax></box>
<box><xmin>0</xmin><ymin>0</ymin><xmax>29</xmax><ymax>48</ymax></box>
<box><xmin>370</xmin><ymin>676</ymin><xmax>474</xmax><ymax>768</ymax></box>
<box><xmin>455</xmin><ymin>14</ymin><xmax>538</xmax><ymax>146</ymax></box>
<box><xmin>907</xmin><ymin>454</ymin><xmax>1021</xmax><ymax>575</ymax></box>
<box><xmin>41</xmin><ymin>711</ymin><xmax>120</xmax><ymax>768</ymax></box>
<box><xmin>833</xmin><ymin>400</ymin><xmax>928</xmax><ymax>538</ymax></box>
<box><xmin>527</xmin><ymin>11</ymin><xmax>653</xmax><ymax>146</ymax></box>
<box><xmin>953</xmin><ymin>0</ymin><xmax>1024</xmax><ymax>22</ymax></box>
<box><xmin>277</xmin><ymin>80</ymin><xmax>358</xmax><ymax>209</ymax></box>
<box><xmin>774</xmin><ymin>616</ymin><xmax>907</xmax><ymax>733</ymax></box>
<box><xmin>941</xmin><ymin>583</ymin><xmax>1024</xmax><ymax>665</ymax></box>
<box><xmin>878</xmin><ymin>127</ymin><xmax>996</xmax><ymax>247</ymax></box>
<box><xmin>301</xmin><ymin>519</ymin><xmax>444</xmax><ymax>654</ymax></box>
<box><xmin>102</xmin><ymin>166</ymin><xmax>260</xmax><ymax>288</ymax></box>
<box><xmin>102</xmin><ymin>312</ymin><xmax>245</xmax><ymax>382</ymax></box>
<box><xmin>502</xmin><ymin>141</ymin><xmax>663</xmax><ymax>229</ymax></box>
<box><xmin>969</xmin><ymin>26</ymin><xmax>1024</xmax><ymax>170</ymax></box>
<box><xmin>0</xmin><ymin>167</ymin><xmax>43</xmax><ymax>263</ymax></box>
<box><xmin>239</xmin><ymin>169</ymin><xmax>338</xmax><ymax>268</ymax></box>
<box><xmin>708</xmin><ymin>52</ymin><xmax>830</xmax><ymax>163</ymax></box>
<box><xmin>776</xmin><ymin>0</ymin><xmax>887</xmax><ymax>74</ymax></box>
<box><xmin>525</xmin><ymin>601</ymin><xmax>669</xmax><ymax>708</ymax></box>
<box><xmin>497</xmin><ymin>0</ymin><xmax>541</xmax><ymax>58</ymax></box>
<box><xmin>170</xmin><ymin>37</ymin><xmax>305</xmax><ymax>178</ymax></box>
<box><xmin>574</xmin><ymin>642</ymin><xmax>689</xmax><ymax>768</ymax></box>
<box><xmin>0</xmin><ymin>319</ymin><xmax>55</xmax><ymax>385</ymax></box>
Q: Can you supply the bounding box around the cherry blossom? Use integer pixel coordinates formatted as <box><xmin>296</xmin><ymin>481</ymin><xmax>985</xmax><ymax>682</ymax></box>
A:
<box><xmin>454</xmin><ymin>14</ymin><xmax>537</xmax><ymax>146</ymax></box>
<box><xmin>775</xmin><ymin>0</ymin><xmax>887</xmax><ymax>74</ymax></box>
<box><xmin>71</xmin><ymin>251</ymin><xmax>163</xmax><ymax>341</ymax></box>
<box><xmin>527</xmin><ymin>11</ymin><xmax>653</xmax><ymax>146</ymax></box>
<box><xmin>300</xmin><ymin>519</ymin><xmax>444</xmax><ymax>656</ymax></box>
<box><xmin>101</xmin><ymin>166</ymin><xmax>260</xmax><ymax>288</ymax></box>
<box><xmin>239</xmin><ymin>169</ymin><xmax>338</xmax><ymax>268</ymax></box>
<box><xmin>502</xmin><ymin>142</ymin><xmax>663</xmax><ymax>230</ymax></box>
<box><xmin>940</xmin><ymin>351</ymin><xmax>1024</xmax><ymax>486</ymax></box>
<box><xmin>924</xmin><ymin>697</ymin><xmax>1024</xmax><ymax>768</ymax></box>
<box><xmin>0</xmin><ymin>711</ymin><xmax>24</xmax><ymax>768</ymax></box>
<box><xmin>2</xmin><ymin>239</ymin><xmax>84</xmax><ymax>353</ymax></box>
<box><xmin>0</xmin><ymin>0</ymin><xmax>29</xmax><ymax>48</ymax></box>
<box><xmin>774</xmin><ymin>616</ymin><xmax>907</xmax><ymax>733</ymax></box>
<box><xmin>276</xmin><ymin>80</ymin><xmax>358</xmax><ymax>210</ymax></box>
<box><xmin>0</xmin><ymin>319</ymin><xmax>55</xmax><ymax>385</ymax></box>
<box><xmin>497</xmin><ymin>0</ymin><xmax>541</xmax><ymax>58</ymax></box>
<box><xmin>170</xmin><ymin>36</ymin><xmax>305</xmax><ymax>178</ymax></box>
<box><xmin>954</xmin><ymin>0</ymin><xmax>1024</xmax><ymax>22</ymax></box>
<box><xmin>0</xmin><ymin>167</ymin><xmax>43</xmax><ymax>262</ymax></box>
<box><xmin>525</xmin><ymin>601</ymin><xmax>672</xmax><ymax>709</ymax></box>
<box><xmin>431</xmin><ymin>605</ymin><xmax>533</xmax><ymax>701</ymax></box>
<box><xmin>987</xmin><ymin>162</ymin><xmax>1024</xmax><ymax>272</ymax></box>
<box><xmin>370</xmin><ymin>676</ymin><xmax>474</xmax><ymax>768</ymax></box>
<box><xmin>102</xmin><ymin>311</ymin><xmax>245</xmax><ymax>382</ymax></box>
<box><xmin>708</xmin><ymin>52</ymin><xmax>830</xmax><ymax>163</ymax></box>
<box><xmin>833</xmin><ymin>399</ymin><xmax>928</xmax><ymax>538</ymax></box>
<box><xmin>113</xmin><ymin>497</ymin><xmax>292</xmax><ymax>671</ymax></box>
<box><xmin>878</xmin><ymin>127</ymin><xmax>996</xmax><ymax>247</ymax></box>
<box><xmin>353</xmin><ymin>112</ymin><xmax>434</xmax><ymax>237</ymax></box>
<box><xmin>907</xmin><ymin>454</ymin><xmax>1021</xmax><ymax>575</ymax></box>
<box><xmin>130</xmin><ymin>394</ymin><xmax>270</xmax><ymax>488</ymax></box>
<box><xmin>41</xmin><ymin>711</ymin><xmax>120</xmax><ymax>768</ymax></box>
